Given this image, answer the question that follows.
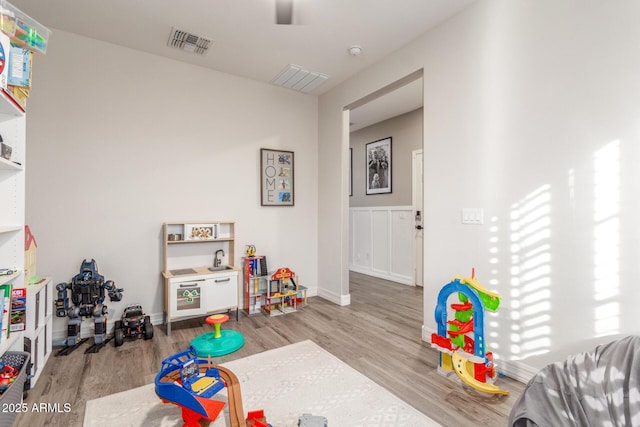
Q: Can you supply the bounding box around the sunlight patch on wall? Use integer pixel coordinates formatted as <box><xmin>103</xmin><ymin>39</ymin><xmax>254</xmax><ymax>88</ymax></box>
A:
<box><xmin>593</xmin><ymin>140</ymin><xmax>620</xmax><ymax>337</ymax></box>
<box><xmin>509</xmin><ymin>184</ymin><xmax>552</xmax><ymax>359</ymax></box>
<box><xmin>568</xmin><ymin>169</ymin><xmax>576</xmax><ymax>213</ymax></box>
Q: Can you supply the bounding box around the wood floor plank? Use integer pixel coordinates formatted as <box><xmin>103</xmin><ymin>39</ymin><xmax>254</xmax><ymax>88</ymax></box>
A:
<box><xmin>13</xmin><ymin>271</ymin><xmax>524</xmax><ymax>427</ymax></box>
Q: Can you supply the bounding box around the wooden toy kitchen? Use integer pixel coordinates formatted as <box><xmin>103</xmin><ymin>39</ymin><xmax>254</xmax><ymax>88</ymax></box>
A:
<box><xmin>162</xmin><ymin>222</ymin><xmax>240</xmax><ymax>336</ymax></box>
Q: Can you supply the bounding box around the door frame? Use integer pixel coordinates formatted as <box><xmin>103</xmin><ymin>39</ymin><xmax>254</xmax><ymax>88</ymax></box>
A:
<box><xmin>412</xmin><ymin>149</ymin><xmax>424</xmax><ymax>286</ymax></box>
<box><xmin>343</xmin><ymin>70</ymin><xmax>424</xmax><ymax>296</ymax></box>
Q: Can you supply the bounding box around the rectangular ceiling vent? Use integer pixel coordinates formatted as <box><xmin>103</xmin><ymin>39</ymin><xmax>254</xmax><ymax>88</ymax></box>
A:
<box><xmin>168</xmin><ymin>27</ymin><xmax>211</xmax><ymax>55</ymax></box>
<box><xmin>271</xmin><ymin>64</ymin><xmax>329</xmax><ymax>93</ymax></box>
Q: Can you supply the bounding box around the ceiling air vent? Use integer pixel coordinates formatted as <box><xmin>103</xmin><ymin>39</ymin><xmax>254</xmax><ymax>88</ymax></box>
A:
<box><xmin>168</xmin><ymin>27</ymin><xmax>211</xmax><ymax>55</ymax></box>
<box><xmin>271</xmin><ymin>64</ymin><xmax>329</xmax><ymax>93</ymax></box>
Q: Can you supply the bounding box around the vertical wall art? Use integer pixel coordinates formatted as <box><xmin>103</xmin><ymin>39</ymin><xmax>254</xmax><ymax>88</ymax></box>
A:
<box><xmin>261</xmin><ymin>148</ymin><xmax>294</xmax><ymax>206</ymax></box>
<box><xmin>366</xmin><ymin>137</ymin><xmax>392</xmax><ymax>195</ymax></box>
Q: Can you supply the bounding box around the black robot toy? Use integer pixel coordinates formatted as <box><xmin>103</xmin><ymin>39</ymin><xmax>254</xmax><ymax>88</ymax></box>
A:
<box><xmin>55</xmin><ymin>259</ymin><xmax>123</xmax><ymax>354</ymax></box>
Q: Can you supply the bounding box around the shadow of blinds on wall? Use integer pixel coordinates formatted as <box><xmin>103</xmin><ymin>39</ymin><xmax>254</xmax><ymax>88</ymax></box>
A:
<box><xmin>509</xmin><ymin>184</ymin><xmax>552</xmax><ymax>360</ymax></box>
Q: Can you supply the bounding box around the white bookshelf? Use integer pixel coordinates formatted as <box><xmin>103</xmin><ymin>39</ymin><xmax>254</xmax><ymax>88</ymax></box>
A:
<box><xmin>23</xmin><ymin>277</ymin><xmax>53</xmax><ymax>386</ymax></box>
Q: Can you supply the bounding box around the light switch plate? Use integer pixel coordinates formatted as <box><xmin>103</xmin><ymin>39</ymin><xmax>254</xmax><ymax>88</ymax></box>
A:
<box><xmin>462</xmin><ymin>208</ymin><xmax>484</xmax><ymax>224</ymax></box>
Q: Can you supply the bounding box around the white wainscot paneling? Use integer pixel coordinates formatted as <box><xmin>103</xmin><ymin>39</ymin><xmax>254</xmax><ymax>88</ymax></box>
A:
<box><xmin>349</xmin><ymin>206</ymin><xmax>413</xmax><ymax>285</ymax></box>
<box><xmin>351</xmin><ymin>209</ymin><xmax>371</xmax><ymax>269</ymax></box>
<box><xmin>371</xmin><ymin>210</ymin><xmax>389</xmax><ymax>273</ymax></box>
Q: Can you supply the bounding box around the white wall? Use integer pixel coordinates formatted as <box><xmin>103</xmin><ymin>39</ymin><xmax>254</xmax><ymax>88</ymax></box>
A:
<box><xmin>25</xmin><ymin>31</ymin><xmax>318</xmax><ymax>340</ymax></box>
<box><xmin>319</xmin><ymin>0</ymin><xmax>640</xmax><ymax>379</ymax></box>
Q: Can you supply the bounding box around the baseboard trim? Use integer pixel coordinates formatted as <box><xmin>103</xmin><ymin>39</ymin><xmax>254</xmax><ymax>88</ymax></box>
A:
<box><xmin>349</xmin><ymin>266</ymin><xmax>413</xmax><ymax>286</ymax></box>
<box><xmin>497</xmin><ymin>360</ymin><xmax>538</xmax><ymax>383</ymax></box>
<box><xmin>317</xmin><ymin>288</ymin><xmax>351</xmax><ymax>306</ymax></box>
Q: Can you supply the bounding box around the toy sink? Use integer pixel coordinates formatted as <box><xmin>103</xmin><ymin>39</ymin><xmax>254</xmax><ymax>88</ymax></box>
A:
<box><xmin>208</xmin><ymin>265</ymin><xmax>233</xmax><ymax>272</ymax></box>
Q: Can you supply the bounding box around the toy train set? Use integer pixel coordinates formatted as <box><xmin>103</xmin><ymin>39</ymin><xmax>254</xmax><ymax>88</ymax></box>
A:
<box><xmin>154</xmin><ymin>346</ymin><xmax>271</xmax><ymax>427</ymax></box>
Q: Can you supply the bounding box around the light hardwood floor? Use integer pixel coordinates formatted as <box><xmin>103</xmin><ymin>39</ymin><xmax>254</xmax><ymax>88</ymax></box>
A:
<box><xmin>14</xmin><ymin>272</ymin><xmax>524</xmax><ymax>426</ymax></box>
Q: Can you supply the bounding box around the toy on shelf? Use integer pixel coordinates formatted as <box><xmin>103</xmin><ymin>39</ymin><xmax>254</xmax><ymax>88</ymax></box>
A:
<box><xmin>0</xmin><ymin>2</ymin><xmax>50</xmax><ymax>54</ymax></box>
<box><xmin>24</xmin><ymin>225</ymin><xmax>37</xmax><ymax>284</ymax></box>
<box><xmin>114</xmin><ymin>304</ymin><xmax>153</xmax><ymax>347</ymax></box>
<box><xmin>155</xmin><ymin>346</ymin><xmax>270</xmax><ymax>427</ymax></box>
<box><xmin>190</xmin><ymin>313</ymin><xmax>244</xmax><ymax>357</ymax></box>
<box><xmin>9</xmin><ymin>287</ymin><xmax>25</xmax><ymax>332</ymax></box>
<box><xmin>245</xmin><ymin>245</ymin><xmax>257</xmax><ymax>257</ymax></box>
<box><xmin>430</xmin><ymin>269</ymin><xmax>509</xmax><ymax>395</ymax></box>
<box><xmin>55</xmin><ymin>259</ymin><xmax>123</xmax><ymax>355</ymax></box>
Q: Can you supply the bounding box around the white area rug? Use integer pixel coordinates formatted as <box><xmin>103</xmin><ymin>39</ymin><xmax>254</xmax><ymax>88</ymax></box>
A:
<box><xmin>84</xmin><ymin>340</ymin><xmax>439</xmax><ymax>427</ymax></box>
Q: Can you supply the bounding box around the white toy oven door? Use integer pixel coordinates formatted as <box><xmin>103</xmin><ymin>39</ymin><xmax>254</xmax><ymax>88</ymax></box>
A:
<box><xmin>169</xmin><ymin>278</ymin><xmax>207</xmax><ymax>318</ymax></box>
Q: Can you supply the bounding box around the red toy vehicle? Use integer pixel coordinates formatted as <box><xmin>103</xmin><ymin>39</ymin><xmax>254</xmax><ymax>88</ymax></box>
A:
<box><xmin>114</xmin><ymin>304</ymin><xmax>153</xmax><ymax>346</ymax></box>
<box><xmin>0</xmin><ymin>362</ymin><xmax>18</xmax><ymax>391</ymax></box>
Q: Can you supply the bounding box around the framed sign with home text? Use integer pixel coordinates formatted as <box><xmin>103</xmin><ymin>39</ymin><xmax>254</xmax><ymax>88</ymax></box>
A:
<box><xmin>261</xmin><ymin>148</ymin><xmax>294</xmax><ymax>206</ymax></box>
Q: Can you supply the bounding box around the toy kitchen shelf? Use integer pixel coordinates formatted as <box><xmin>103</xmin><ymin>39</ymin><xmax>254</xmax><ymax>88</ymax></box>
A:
<box><xmin>161</xmin><ymin>221</ymin><xmax>239</xmax><ymax>336</ymax></box>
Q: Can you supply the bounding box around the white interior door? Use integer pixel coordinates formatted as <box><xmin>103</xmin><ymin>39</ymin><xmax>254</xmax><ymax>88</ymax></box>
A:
<box><xmin>412</xmin><ymin>149</ymin><xmax>424</xmax><ymax>286</ymax></box>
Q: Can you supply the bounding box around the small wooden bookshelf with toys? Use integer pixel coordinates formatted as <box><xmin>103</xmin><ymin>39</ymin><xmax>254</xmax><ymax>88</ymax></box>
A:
<box><xmin>242</xmin><ymin>252</ymin><xmax>307</xmax><ymax>317</ymax></box>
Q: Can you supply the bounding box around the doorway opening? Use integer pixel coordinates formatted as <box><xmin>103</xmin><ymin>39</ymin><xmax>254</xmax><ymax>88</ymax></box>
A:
<box><xmin>345</xmin><ymin>70</ymin><xmax>424</xmax><ymax>295</ymax></box>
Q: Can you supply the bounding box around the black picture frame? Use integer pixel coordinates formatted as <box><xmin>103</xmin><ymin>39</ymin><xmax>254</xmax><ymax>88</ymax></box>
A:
<box><xmin>366</xmin><ymin>137</ymin><xmax>392</xmax><ymax>195</ymax></box>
